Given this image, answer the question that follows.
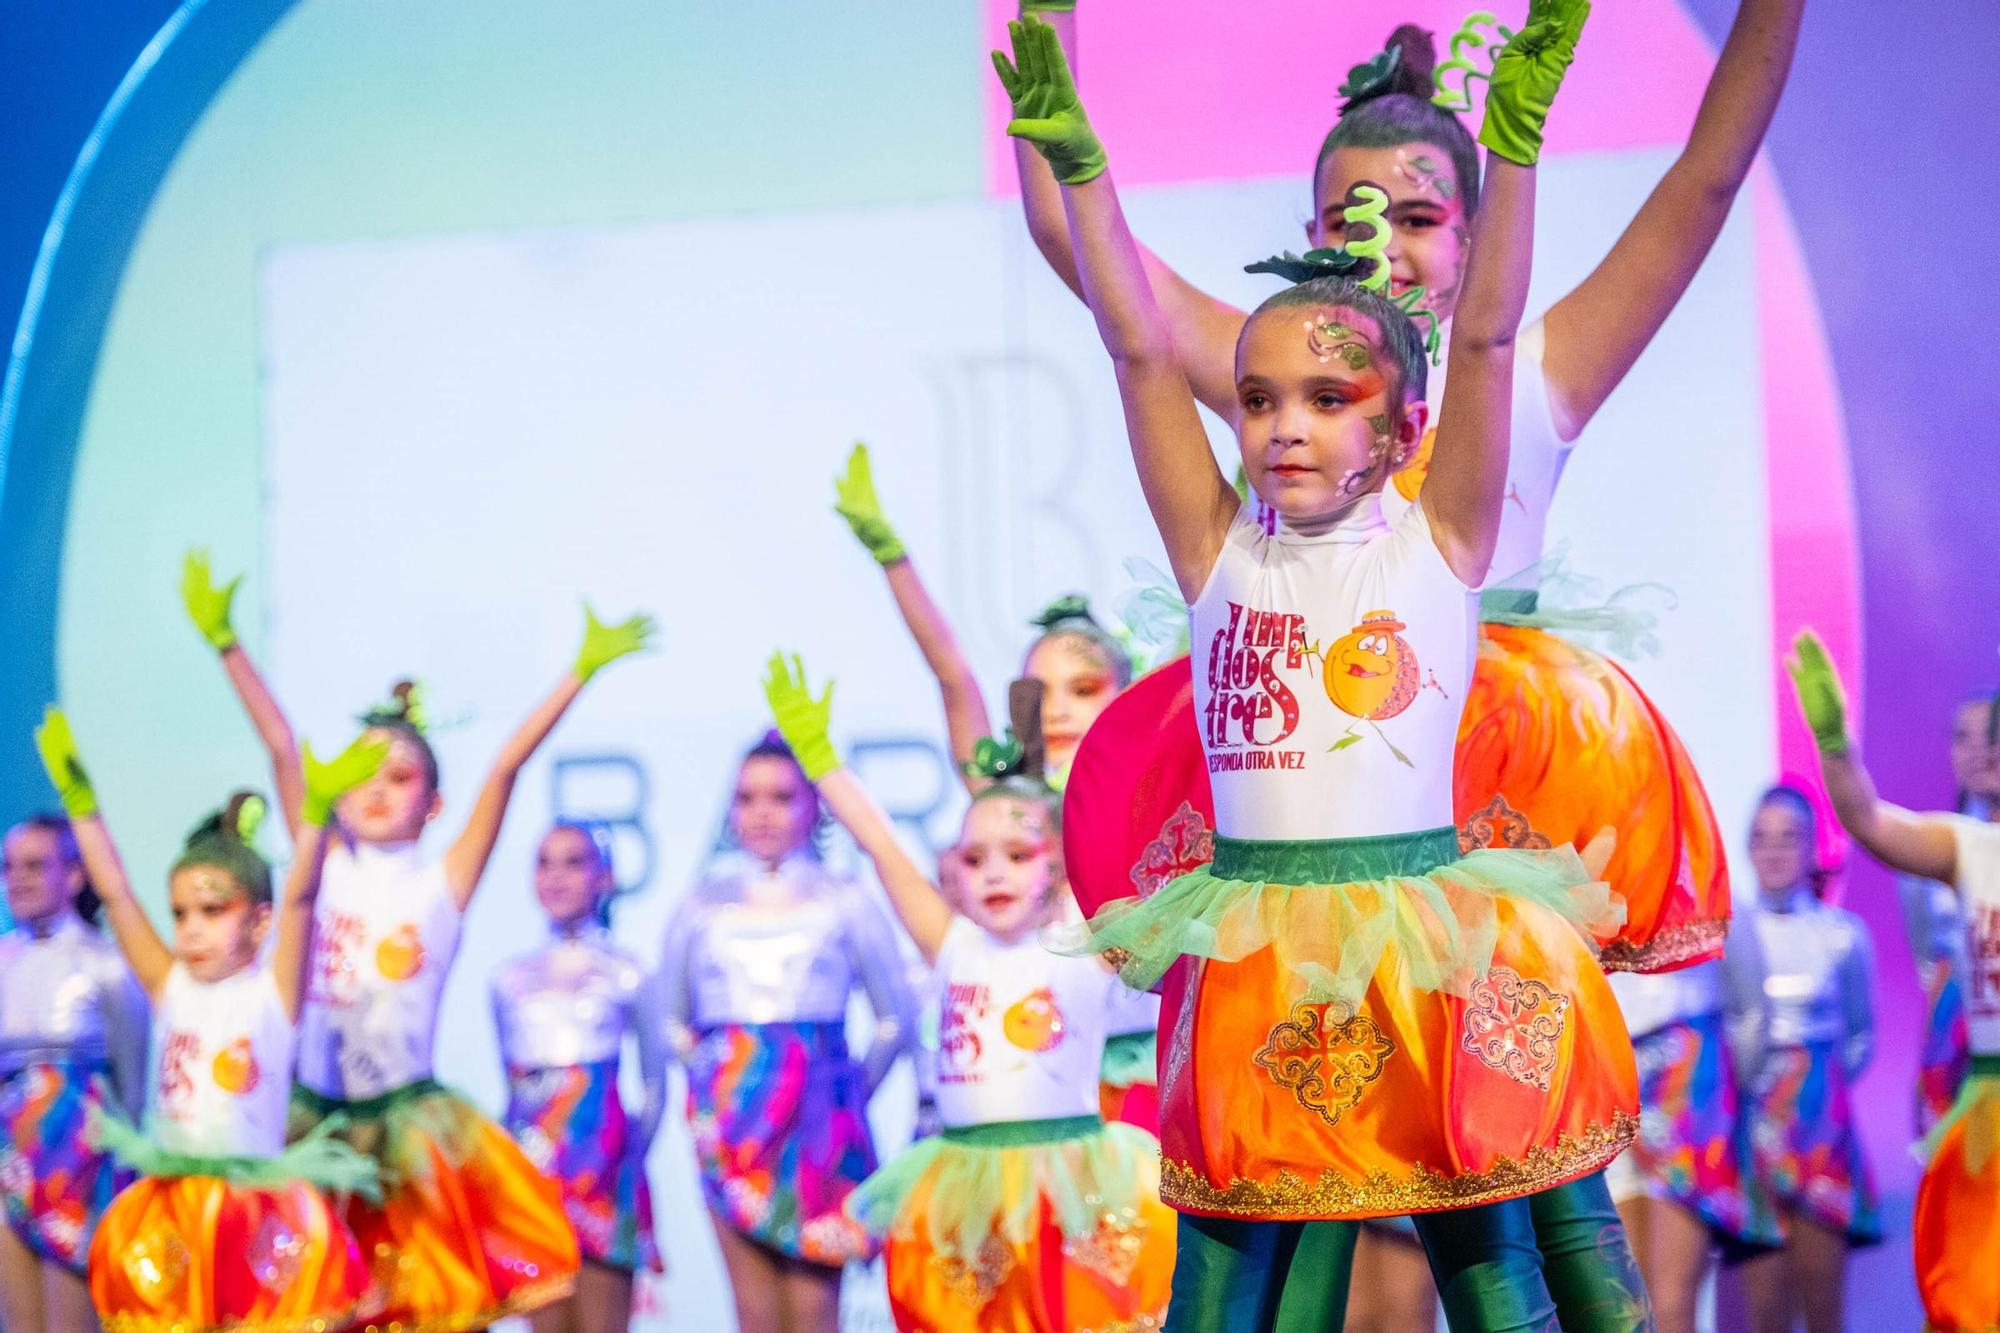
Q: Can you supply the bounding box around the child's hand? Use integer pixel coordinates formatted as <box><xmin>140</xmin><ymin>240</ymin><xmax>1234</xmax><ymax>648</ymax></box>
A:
<box><xmin>833</xmin><ymin>444</ymin><xmax>907</xmax><ymax>565</ymax></box>
<box><xmin>33</xmin><ymin>706</ymin><xmax>99</xmax><ymax>819</ymax></box>
<box><xmin>1785</xmin><ymin>629</ymin><xmax>1852</xmax><ymax>758</ymax></box>
<box><xmin>180</xmin><ymin>549</ymin><xmax>241</xmax><ymax>652</ymax></box>
<box><xmin>993</xmin><ymin>18</ymin><xmax>1106</xmax><ymax>185</ymax></box>
<box><xmin>301</xmin><ymin>734</ymin><xmax>392</xmax><ymax>828</ymax></box>
<box><xmin>762</xmin><ymin>651</ymin><xmax>840</xmax><ymax>781</ymax></box>
<box><xmin>573</xmin><ymin>605</ymin><xmax>657</xmax><ymax>682</ymax></box>
<box><xmin>1480</xmin><ymin>0</ymin><xmax>1590</xmax><ymax>166</ymax></box>
<box><xmin>1019</xmin><ymin>0</ymin><xmax>1075</xmax><ymax>11</ymax></box>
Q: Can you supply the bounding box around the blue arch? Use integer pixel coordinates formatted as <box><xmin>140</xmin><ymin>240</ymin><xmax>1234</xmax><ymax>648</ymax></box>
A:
<box><xmin>0</xmin><ymin>0</ymin><xmax>300</xmax><ymax>819</ymax></box>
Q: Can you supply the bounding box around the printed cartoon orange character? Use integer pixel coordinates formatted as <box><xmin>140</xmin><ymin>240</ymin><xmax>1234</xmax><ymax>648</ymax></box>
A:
<box><xmin>1002</xmin><ymin>988</ymin><xmax>1068</xmax><ymax>1052</ymax></box>
<box><xmin>375</xmin><ymin>924</ymin><xmax>426</xmax><ymax>981</ymax></box>
<box><xmin>1323</xmin><ymin>611</ymin><xmax>1420</xmax><ymax>721</ymax></box>
<box><xmin>1392</xmin><ymin>428</ymin><xmax>1435</xmax><ymax>501</ymax></box>
<box><xmin>211</xmin><ymin>1037</ymin><xmax>260</xmax><ymax>1095</ymax></box>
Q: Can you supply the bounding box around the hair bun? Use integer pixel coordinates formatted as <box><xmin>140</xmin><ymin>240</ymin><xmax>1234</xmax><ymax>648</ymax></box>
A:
<box><xmin>1385</xmin><ymin>24</ymin><xmax>1438</xmax><ymax>93</ymax></box>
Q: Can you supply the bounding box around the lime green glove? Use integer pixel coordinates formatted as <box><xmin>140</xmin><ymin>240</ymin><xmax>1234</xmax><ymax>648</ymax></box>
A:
<box><xmin>573</xmin><ymin>604</ymin><xmax>657</xmax><ymax>682</ymax></box>
<box><xmin>302</xmin><ymin>734</ymin><xmax>392</xmax><ymax>828</ymax></box>
<box><xmin>1020</xmin><ymin>0</ymin><xmax>1075</xmax><ymax>12</ymax></box>
<box><xmin>33</xmin><ymin>707</ymin><xmax>99</xmax><ymax>820</ymax></box>
<box><xmin>762</xmin><ymin>652</ymin><xmax>840</xmax><ymax>781</ymax></box>
<box><xmin>833</xmin><ymin>444</ymin><xmax>907</xmax><ymax>565</ymax></box>
<box><xmin>993</xmin><ymin>18</ymin><xmax>1107</xmax><ymax>185</ymax></box>
<box><xmin>180</xmin><ymin>550</ymin><xmax>241</xmax><ymax>652</ymax></box>
<box><xmin>1786</xmin><ymin>629</ymin><xmax>1852</xmax><ymax>758</ymax></box>
<box><xmin>1479</xmin><ymin>0</ymin><xmax>1590</xmax><ymax>166</ymax></box>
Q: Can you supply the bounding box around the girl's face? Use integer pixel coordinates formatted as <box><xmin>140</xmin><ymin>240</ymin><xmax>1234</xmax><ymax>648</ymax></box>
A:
<box><xmin>535</xmin><ymin>825</ymin><xmax>612</xmax><ymax>930</ymax></box>
<box><xmin>1235</xmin><ymin>305</ymin><xmax>1427</xmax><ymax>524</ymax></box>
<box><xmin>168</xmin><ymin>866</ymin><xmax>269</xmax><ymax>984</ymax></box>
<box><xmin>1748</xmin><ymin>800</ymin><xmax>1815</xmax><ymax>897</ymax></box>
<box><xmin>1</xmin><ymin>825</ymin><xmax>83</xmax><ymax>927</ymax></box>
<box><xmin>1313</xmin><ymin>142</ymin><xmax>1472</xmax><ymax>323</ymax></box>
<box><xmin>1950</xmin><ymin>698</ymin><xmax>1994</xmax><ymax>792</ymax></box>
<box><xmin>336</xmin><ymin>730</ymin><xmax>440</xmax><ymax>845</ymax></box>
<box><xmin>954</xmin><ymin>796</ymin><xmax>1060</xmax><ymax>943</ymax></box>
<box><xmin>1024</xmin><ymin>634</ymin><xmax>1120</xmax><ymax>774</ymax></box>
<box><xmin>731</xmin><ymin>754</ymin><xmax>816</xmax><ymax>866</ymax></box>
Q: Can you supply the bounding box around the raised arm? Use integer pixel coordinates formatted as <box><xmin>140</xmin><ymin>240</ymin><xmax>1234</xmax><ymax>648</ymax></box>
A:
<box><xmin>1008</xmin><ymin>5</ymin><xmax>1248</xmax><ymax>419</ymax></box>
<box><xmin>998</xmin><ymin>18</ymin><xmax>1235</xmax><ymax>597</ymax></box>
<box><xmin>1540</xmin><ymin>0</ymin><xmax>1805</xmax><ymax>437</ymax></box>
<box><xmin>443</xmin><ymin>604</ymin><xmax>655</xmax><ymax>906</ymax></box>
<box><xmin>833</xmin><ymin>443</ymin><xmax>995</xmax><ymax>790</ymax></box>
<box><xmin>273</xmin><ymin>735</ymin><xmax>389</xmax><ymax>1020</ymax></box>
<box><xmin>182</xmin><ymin>551</ymin><xmax>306</xmax><ymax>834</ymax></box>
<box><xmin>762</xmin><ymin>652</ymin><xmax>954</xmax><ymax>960</ymax></box>
<box><xmin>1421</xmin><ymin>1</ymin><xmax>1588</xmax><ymax>582</ymax></box>
<box><xmin>1788</xmin><ymin>630</ymin><xmax>1960</xmax><ymax>883</ymax></box>
<box><xmin>33</xmin><ymin>707</ymin><xmax>173</xmax><ymax>998</ymax></box>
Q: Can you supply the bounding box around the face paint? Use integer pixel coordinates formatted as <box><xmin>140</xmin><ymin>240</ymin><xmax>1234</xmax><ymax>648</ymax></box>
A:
<box><xmin>1305</xmin><ymin>317</ymin><xmax>1372</xmax><ymax>371</ymax></box>
<box><xmin>1336</xmin><ymin>467</ymin><xmax>1373</xmax><ymax>497</ymax></box>
<box><xmin>1395</xmin><ymin>150</ymin><xmax>1455</xmax><ymax>202</ymax></box>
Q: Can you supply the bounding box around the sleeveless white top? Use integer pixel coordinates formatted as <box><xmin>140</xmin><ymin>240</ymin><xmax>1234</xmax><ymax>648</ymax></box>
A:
<box><xmin>932</xmin><ymin>918</ymin><xmax>1116</xmax><ymax>1128</ymax></box>
<box><xmin>1191</xmin><ymin>495</ymin><xmax>1475</xmax><ymax>842</ymax></box>
<box><xmin>1953</xmin><ymin>817</ymin><xmax>2000</xmax><ymax>1056</ymax></box>
<box><xmin>1379</xmin><ymin>319</ymin><xmax>1568</xmax><ymax>591</ymax></box>
<box><xmin>297</xmin><ymin>842</ymin><xmax>462</xmax><ymax>1099</ymax></box>
<box><xmin>149</xmin><ymin>964</ymin><xmax>293</xmax><ymax>1158</ymax></box>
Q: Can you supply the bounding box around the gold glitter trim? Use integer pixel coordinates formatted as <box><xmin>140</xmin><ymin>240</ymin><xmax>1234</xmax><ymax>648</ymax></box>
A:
<box><xmin>1160</xmin><ymin>1111</ymin><xmax>1638</xmax><ymax>1219</ymax></box>
<box><xmin>1253</xmin><ymin>1003</ymin><xmax>1395</xmax><ymax>1128</ymax></box>
<box><xmin>1599</xmin><ymin>918</ymin><xmax>1728</xmax><ymax>974</ymax></box>
<box><xmin>930</xmin><ymin>1235</ymin><xmax>1017</xmax><ymax>1308</ymax></box>
<box><xmin>1460</xmin><ymin>967</ymin><xmax>1569</xmax><ymax>1092</ymax></box>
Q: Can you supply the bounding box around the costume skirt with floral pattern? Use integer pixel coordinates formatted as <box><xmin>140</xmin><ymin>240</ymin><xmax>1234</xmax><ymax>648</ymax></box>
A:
<box><xmin>505</xmin><ymin>1060</ymin><xmax>661</xmax><ymax>1274</ymax></box>
<box><xmin>1744</xmin><ymin>1040</ymin><xmax>1881</xmax><ymax>1245</ymax></box>
<box><xmin>0</xmin><ymin>1060</ymin><xmax>125</xmax><ymax>1273</ymax></box>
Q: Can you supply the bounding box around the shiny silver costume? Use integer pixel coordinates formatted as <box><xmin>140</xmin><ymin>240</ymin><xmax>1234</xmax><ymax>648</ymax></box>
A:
<box><xmin>0</xmin><ymin>911</ymin><xmax>147</xmax><ymax>1111</ymax></box>
<box><xmin>1727</xmin><ymin>885</ymin><xmax>1875</xmax><ymax>1077</ymax></box>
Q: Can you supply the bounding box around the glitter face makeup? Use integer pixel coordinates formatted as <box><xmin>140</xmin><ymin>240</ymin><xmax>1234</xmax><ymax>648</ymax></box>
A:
<box><xmin>1395</xmin><ymin>149</ymin><xmax>1455</xmax><ymax>202</ymax></box>
<box><xmin>1305</xmin><ymin>317</ymin><xmax>1372</xmax><ymax>370</ymax></box>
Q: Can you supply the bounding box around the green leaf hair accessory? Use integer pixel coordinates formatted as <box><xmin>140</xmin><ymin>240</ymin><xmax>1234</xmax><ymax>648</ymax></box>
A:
<box><xmin>1030</xmin><ymin>593</ymin><xmax>1097</xmax><ymax>632</ymax></box>
<box><xmin>1242</xmin><ymin>248</ymin><xmax>1372</xmax><ymax>285</ymax></box>
<box><xmin>233</xmin><ymin>793</ymin><xmax>268</xmax><ymax>844</ymax></box>
<box><xmin>1338</xmin><ymin>43</ymin><xmax>1404</xmax><ymax>107</ymax></box>
<box><xmin>1431</xmin><ymin>10</ymin><xmax>1514</xmax><ymax>112</ymax></box>
<box><xmin>1342</xmin><ymin>183</ymin><xmax>1393</xmax><ymax>294</ymax></box>
<box><xmin>964</xmin><ymin>732</ymin><xmax>1029</xmax><ymax>781</ymax></box>
<box><xmin>360</xmin><ymin>679</ymin><xmax>429</xmax><ymax>734</ymax></box>
<box><xmin>1388</xmin><ymin>286</ymin><xmax>1446</xmax><ymax>365</ymax></box>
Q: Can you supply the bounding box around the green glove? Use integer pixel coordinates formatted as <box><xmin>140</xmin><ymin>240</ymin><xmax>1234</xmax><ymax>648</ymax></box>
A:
<box><xmin>573</xmin><ymin>604</ymin><xmax>657</xmax><ymax>682</ymax></box>
<box><xmin>833</xmin><ymin>443</ymin><xmax>907</xmax><ymax>565</ymax></box>
<box><xmin>33</xmin><ymin>707</ymin><xmax>99</xmax><ymax>820</ymax></box>
<box><xmin>1479</xmin><ymin>0</ymin><xmax>1590</xmax><ymax>166</ymax></box>
<box><xmin>302</xmin><ymin>734</ymin><xmax>392</xmax><ymax>828</ymax></box>
<box><xmin>993</xmin><ymin>18</ymin><xmax>1107</xmax><ymax>185</ymax></box>
<box><xmin>762</xmin><ymin>651</ymin><xmax>840</xmax><ymax>781</ymax></box>
<box><xmin>1020</xmin><ymin>0</ymin><xmax>1075</xmax><ymax>12</ymax></box>
<box><xmin>1786</xmin><ymin>629</ymin><xmax>1852</xmax><ymax>758</ymax></box>
<box><xmin>180</xmin><ymin>550</ymin><xmax>241</xmax><ymax>652</ymax></box>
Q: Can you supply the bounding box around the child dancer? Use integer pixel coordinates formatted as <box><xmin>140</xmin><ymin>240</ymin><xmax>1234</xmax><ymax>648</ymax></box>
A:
<box><xmin>997</xmin><ymin>9</ymin><xmax>1645</xmax><ymax>1329</ymax></box>
<box><xmin>0</xmin><ymin>814</ymin><xmax>147</xmax><ymax>1333</ymax></box>
<box><xmin>657</xmin><ymin>732</ymin><xmax>916</xmax><ymax>1333</ymax></box>
<box><xmin>33</xmin><ymin>708</ymin><xmax>384</xmax><ymax>1332</ymax></box>
<box><xmin>494</xmin><ymin>820</ymin><xmax>666</xmax><ymax>1333</ymax></box>
<box><xmin>1719</xmin><ymin>779</ymin><xmax>1880</xmax><ymax>1329</ymax></box>
<box><xmin>761</xmin><ymin>654</ymin><xmax>1174</xmax><ymax>1332</ymax></box>
<box><xmin>1786</xmin><ymin>633</ymin><xmax>2000</xmax><ymax>1333</ymax></box>
<box><xmin>834</xmin><ymin>444</ymin><xmax>1164</xmax><ymax>1130</ymax></box>
<box><xmin>181</xmin><ymin>550</ymin><xmax>650</xmax><ymax>1328</ymax></box>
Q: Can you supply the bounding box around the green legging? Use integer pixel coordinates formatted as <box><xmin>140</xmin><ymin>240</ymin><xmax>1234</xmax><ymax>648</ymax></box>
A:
<box><xmin>1164</xmin><ymin>1174</ymin><xmax>1650</xmax><ymax>1332</ymax></box>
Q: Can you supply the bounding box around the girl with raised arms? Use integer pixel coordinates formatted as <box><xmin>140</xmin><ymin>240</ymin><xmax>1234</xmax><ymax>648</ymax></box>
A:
<box><xmin>760</xmin><ymin>653</ymin><xmax>1175</xmax><ymax>1332</ymax></box>
<box><xmin>179</xmin><ymin>549</ymin><xmax>651</xmax><ymax>1329</ymax></box>
<box><xmin>33</xmin><ymin>708</ymin><xmax>385</xmax><ymax>1332</ymax></box>
<box><xmin>996</xmin><ymin>7</ymin><xmax>1644</xmax><ymax>1329</ymax></box>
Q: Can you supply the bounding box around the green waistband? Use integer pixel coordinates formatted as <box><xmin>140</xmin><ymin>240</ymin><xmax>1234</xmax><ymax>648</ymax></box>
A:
<box><xmin>1211</xmin><ymin>827</ymin><xmax>1459</xmax><ymax>885</ymax></box>
<box><xmin>1973</xmin><ymin>1055</ymin><xmax>2000</xmax><ymax>1079</ymax></box>
<box><xmin>941</xmin><ymin>1114</ymin><xmax>1102</xmax><ymax>1148</ymax></box>
<box><xmin>1479</xmin><ymin>587</ymin><xmax>1540</xmax><ymax>620</ymax></box>
<box><xmin>290</xmin><ymin>1077</ymin><xmax>444</xmax><ymax>1123</ymax></box>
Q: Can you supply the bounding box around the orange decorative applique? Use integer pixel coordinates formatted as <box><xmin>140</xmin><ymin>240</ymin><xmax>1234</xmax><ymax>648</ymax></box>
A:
<box><xmin>1062</xmin><ymin>1206</ymin><xmax>1147</xmax><ymax>1286</ymax></box>
<box><xmin>931</xmin><ymin>1235</ymin><xmax>1016</xmax><ymax>1306</ymax></box>
<box><xmin>1462</xmin><ymin>967</ymin><xmax>1570</xmax><ymax>1091</ymax></box>
<box><xmin>211</xmin><ymin>1038</ymin><xmax>260</xmax><ymax>1095</ymax></box>
<box><xmin>1003</xmin><ymin>989</ymin><xmax>1067</xmax><ymax>1052</ymax></box>
<box><xmin>1322</xmin><ymin>612</ymin><xmax>1420</xmax><ymax>723</ymax></box>
<box><xmin>375</xmin><ymin>924</ymin><xmax>426</xmax><ymax>981</ymax></box>
<box><xmin>1130</xmin><ymin>801</ymin><xmax>1214</xmax><ymax>899</ymax></box>
<box><xmin>1253</xmin><ymin>1003</ymin><xmax>1396</xmax><ymax>1128</ymax></box>
<box><xmin>1456</xmin><ymin>795</ymin><xmax>1553</xmax><ymax>854</ymax></box>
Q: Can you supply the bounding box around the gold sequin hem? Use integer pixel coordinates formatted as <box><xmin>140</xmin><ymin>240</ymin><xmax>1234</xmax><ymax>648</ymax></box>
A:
<box><xmin>1599</xmin><ymin>918</ymin><xmax>1727</xmax><ymax>974</ymax></box>
<box><xmin>1160</xmin><ymin>1111</ymin><xmax>1638</xmax><ymax>1220</ymax></box>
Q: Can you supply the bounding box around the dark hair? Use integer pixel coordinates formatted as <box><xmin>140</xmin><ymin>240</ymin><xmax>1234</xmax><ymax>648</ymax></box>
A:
<box><xmin>11</xmin><ymin>813</ymin><xmax>101</xmax><ymax>926</ymax></box>
<box><xmin>1025</xmin><ymin>596</ymin><xmax>1134</xmax><ymax>689</ymax></box>
<box><xmin>967</xmin><ymin>679</ymin><xmax>1064</xmax><ymax>833</ymax></box>
<box><xmin>172</xmin><ymin>791</ymin><xmax>274</xmax><ymax>907</ymax></box>
<box><xmin>359</xmin><ymin>680</ymin><xmax>440</xmax><ymax>793</ymax></box>
<box><xmin>1756</xmin><ymin>783</ymin><xmax>1831</xmax><ymax>898</ymax></box>
<box><xmin>1315</xmin><ymin>26</ymin><xmax>1482</xmax><ymax>221</ymax></box>
<box><xmin>1249</xmin><ymin>274</ymin><xmax>1431</xmax><ymax>410</ymax></box>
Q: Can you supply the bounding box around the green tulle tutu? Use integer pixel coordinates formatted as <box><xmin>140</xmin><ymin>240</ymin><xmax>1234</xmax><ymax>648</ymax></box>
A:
<box><xmin>89</xmin><ymin>1103</ymin><xmax>382</xmax><ymax>1202</ymax></box>
<box><xmin>847</xmin><ymin>1116</ymin><xmax>1160</xmax><ymax>1255</ymax></box>
<box><xmin>1060</xmin><ymin>826</ymin><xmax>1623</xmax><ymax>1006</ymax></box>
<box><xmin>1918</xmin><ymin>1057</ymin><xmax>2000</xmax><ymax>1172</ymax></box>
<box><xmin>288</xmin><ymin>1078</ymin><xmax>483</xmax><ymax>1192</ymax></box>
<box><xmin>1099</xmin><ymin>1031</ymin><xmax>1158</xmax><ymax>1090</ymax></box>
